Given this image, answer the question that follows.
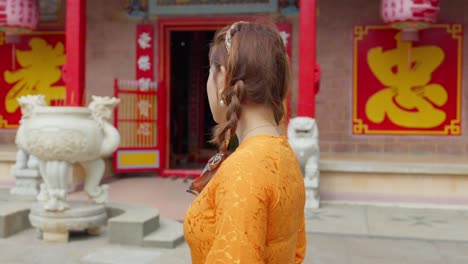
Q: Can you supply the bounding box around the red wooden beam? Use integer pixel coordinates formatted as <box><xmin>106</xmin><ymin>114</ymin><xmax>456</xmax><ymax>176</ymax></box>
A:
<box><xmin>297</xmin><ymin>0</ymin><xmax>316</xmax><ymax>117</ymax></box>
<box><xmin>65</xmin><ymin>0</ymin><xmax>86</xmax><ymax>106</ymax></box>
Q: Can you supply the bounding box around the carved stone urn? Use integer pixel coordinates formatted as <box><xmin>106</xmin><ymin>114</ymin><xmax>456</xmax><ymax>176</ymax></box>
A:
<box><xmin>17</xmin><ymin>95</ymin><xmax>121</xmax><ymax>211</ymax></box>
<box><xmin>10</xmin><ymin>95</ymin><xmax>46</xmax><ymax>198</ymax></box>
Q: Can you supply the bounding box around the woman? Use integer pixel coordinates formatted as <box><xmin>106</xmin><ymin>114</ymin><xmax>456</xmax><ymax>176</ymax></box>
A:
<box><xmin>184</xmin><ymin>21</ymin><xmax>306</xmax><ymax>264</ymax></box>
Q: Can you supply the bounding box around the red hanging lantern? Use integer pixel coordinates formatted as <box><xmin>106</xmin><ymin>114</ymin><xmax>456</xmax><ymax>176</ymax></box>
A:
<box><xmin>0</xmin><ymin>0</ymin><xmax>40</xmax><ymax>43</ymax></box>
<box><xmin>381</xmin><ymin>0</ymin><xmax>440</xmax><ymax>41</ymax></box>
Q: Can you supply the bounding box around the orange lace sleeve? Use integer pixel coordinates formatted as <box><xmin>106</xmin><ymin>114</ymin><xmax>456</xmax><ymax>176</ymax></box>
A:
<box><xmin>205</xmin><ymin>166</ymin><xmax>268</xmax><ymax>263</ymax></box>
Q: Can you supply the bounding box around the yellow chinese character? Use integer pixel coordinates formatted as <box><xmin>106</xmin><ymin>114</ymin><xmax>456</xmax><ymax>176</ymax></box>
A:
<box><xmin>0</xmin><ymin>32</ymin><xmax>4</xmax><ymax>46</ymax></box>
<box><xmin>3</xmin><ymin>37</ymin><xmax>66</xmax><ymax>113</ymax></box>
<box><xmin>366</xmin><ymin>32</ymin><xmax>447</xmax><ymax>128</ymax></box>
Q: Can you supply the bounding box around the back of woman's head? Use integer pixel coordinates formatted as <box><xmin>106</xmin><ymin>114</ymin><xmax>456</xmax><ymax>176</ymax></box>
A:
<box><xmin>210</xmin><ymin>20</ymin><xmax>291</xmax><ymax>153</ymax></box>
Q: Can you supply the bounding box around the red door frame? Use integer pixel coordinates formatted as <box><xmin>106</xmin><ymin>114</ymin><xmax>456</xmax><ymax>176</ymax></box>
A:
<box><xmin>157</xmin><ymin>17</ymin><xmax>293</xmax><ymax>177</ymax></box>
<box><xmin>158</xmin><ymin>18</ymin><xmax>249</xmax><ymax>176</ymax></box>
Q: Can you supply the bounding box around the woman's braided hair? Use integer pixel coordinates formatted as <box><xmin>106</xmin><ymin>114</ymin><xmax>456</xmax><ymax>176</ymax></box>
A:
<box><xmin>187</xmin><ymin>20</ymin><xmax>290</xmax><ymax>195</ymax></box>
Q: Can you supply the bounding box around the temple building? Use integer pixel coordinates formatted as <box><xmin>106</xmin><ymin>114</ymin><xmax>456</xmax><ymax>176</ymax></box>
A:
<box><xmin>0</xmin><ymin>0</ymin><xmax>466</xmax><ymax>208</ymax></box>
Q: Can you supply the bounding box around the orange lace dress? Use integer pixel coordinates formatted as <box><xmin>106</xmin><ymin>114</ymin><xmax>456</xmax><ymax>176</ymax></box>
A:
<box><xmin>184</xmin><ymin>135</ymin><xmax>306</xmax><ymax>264</ymax></box>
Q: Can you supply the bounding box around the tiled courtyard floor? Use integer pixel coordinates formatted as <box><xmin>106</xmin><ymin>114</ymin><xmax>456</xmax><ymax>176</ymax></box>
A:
<box><xmin>1</xmin><ymin>176</ymin><xmax>467</xmax><ymax>263</ymax></box>
<box><xmin>1</xmin><ymin>228</ymin><xmax>468</xmax><ymax>263</ymax></box>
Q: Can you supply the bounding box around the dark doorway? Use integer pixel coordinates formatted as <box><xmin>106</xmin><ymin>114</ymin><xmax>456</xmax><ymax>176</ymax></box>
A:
<box><xmin>169</xmin><ymin>31</ymin><xmax>217</xmax><ymax>169</ymax></box>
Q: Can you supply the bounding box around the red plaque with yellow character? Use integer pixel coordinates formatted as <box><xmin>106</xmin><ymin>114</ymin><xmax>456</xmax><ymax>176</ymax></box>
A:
<box><xmin>0</xmin><ymin>31</ymin><xmax>65</xmax><ymax>128</ymax></box>
<box><xmin>353</xmin><ymin>24</ymin><xmax>463</xmax><ymax>135</ymax></box>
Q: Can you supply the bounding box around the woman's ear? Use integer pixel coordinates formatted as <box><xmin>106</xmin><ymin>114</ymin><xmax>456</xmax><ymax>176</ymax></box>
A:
<box><xmin>220</xmin><ymin>65</ymin><xmax>226</xmax><ymax>75</ymax></box>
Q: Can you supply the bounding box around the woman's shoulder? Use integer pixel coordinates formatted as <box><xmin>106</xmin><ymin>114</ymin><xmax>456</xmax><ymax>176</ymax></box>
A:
<box><xmin>223</xmin><ymin>136</ymin><xmax>279</xmax><ymax>167</ymax></box>
<box><xmin>214</xmin><ymin>135</ymin><xmax>289</xmax><ymax>184</ymax></box>
<box><xmin>211</xmin><ymin>150</ymin><xmax>272</xmax><ymax>200</ymax></box>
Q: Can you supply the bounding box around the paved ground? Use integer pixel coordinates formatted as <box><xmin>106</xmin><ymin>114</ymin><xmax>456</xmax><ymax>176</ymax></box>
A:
<box><xmin>69</xmin><ymin>176</ymin><xmax>468</xmax><ymax>242</ymax></box>
<box><xmin>1</xmin><ymin>228</ymin><xmax>468</xmax><ymax>263</ymax></box>
<box><xmin>1</xmin><ymin>176</ymin><xmax>468</xmax><ymax>263</ymax></box>
<box><xmin>306</xmin><ymin>204</ymin><xmax>468</xmax><ymax>242</ymax></box>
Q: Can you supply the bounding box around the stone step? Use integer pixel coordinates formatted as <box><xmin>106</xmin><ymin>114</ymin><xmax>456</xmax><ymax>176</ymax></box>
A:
<box><xmin>1</xmin><ymin>196</ymin><xmax>185</xmax><ymax>249</ymax></box>
<box><xmin>108</xmin><ymin>202</ymin><xmax>160</xmax><ymax>246</ymax></box>
<box><xmin>143</xmin><ymin>218</ymin><xmax>184</xmax><ymax>249</ymax></box>
<box><xmin>0</xmin><ymin>201</ymin><xmax>31</xmax><ymax>238</ymax></box>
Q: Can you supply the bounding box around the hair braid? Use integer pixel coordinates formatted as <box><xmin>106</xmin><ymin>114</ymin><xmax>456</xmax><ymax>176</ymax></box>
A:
<box><xmin>210</xmin><ymin>23</ymin><xmax>247</xmax><ymax>154</ymax></box>
<box><xmin>188</xmin><ymin>20</ymin><xmax>291</xmax><ymax>195</ymax></box>
<box><xmin>212</xmin><ymin>79</ymin><xmax>245</xmax><ymax>154</ymax></box>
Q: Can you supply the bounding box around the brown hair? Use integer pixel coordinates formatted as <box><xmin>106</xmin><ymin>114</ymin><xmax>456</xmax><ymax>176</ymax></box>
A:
<box><xmin>187</xmin><ymin>20</ymin><xmax>290</xmax><ymax>195</ymax></box>
<box><xmin>210</xmin><ymin>20</ymin><xmax>290</xmax><ymax>153</ymax></box>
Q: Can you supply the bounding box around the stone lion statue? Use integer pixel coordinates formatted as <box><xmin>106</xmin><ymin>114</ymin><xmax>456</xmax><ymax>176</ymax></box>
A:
<box><xmin>288</xmin><ymin>116</ymin><xmax>320</xmax><ymax>208</ymax></box>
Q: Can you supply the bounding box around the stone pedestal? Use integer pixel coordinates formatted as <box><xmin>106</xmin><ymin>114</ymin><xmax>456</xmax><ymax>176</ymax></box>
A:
<box><xmin>304</xmin><ymin>159</ymin><xmax>320</xmax><ymax>209</ymax></box>
<box><xmin>29</xmin><ymin>201</ymin><xmax>107</xmax><ymax>243</ymax></box>
<box><xmin>10</xmin><ymin>168</ymin><xmax>42</xmax><ymax>198</ymax></box>
<box><xmin>305</xmin><ymin>178</ymin><xmax>320</xmax><ymax>209</ymax></box>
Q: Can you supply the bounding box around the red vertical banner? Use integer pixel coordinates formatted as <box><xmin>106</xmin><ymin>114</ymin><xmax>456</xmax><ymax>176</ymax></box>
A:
<box><xmin>136</xmin><ymin>24</ymin><xmax>155</xmax><ymax>145</ymax></box>
<box><xmin>136</xmin><ymin>24</ymin><xmax>154</xmax><ymax>81</ymax></box>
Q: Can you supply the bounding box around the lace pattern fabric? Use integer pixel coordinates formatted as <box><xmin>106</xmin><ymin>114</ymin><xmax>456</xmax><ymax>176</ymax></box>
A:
<box><xmin>184</xmin><ymin>135</ymin><xmax>306</xmax><ymax>264</ymax></box>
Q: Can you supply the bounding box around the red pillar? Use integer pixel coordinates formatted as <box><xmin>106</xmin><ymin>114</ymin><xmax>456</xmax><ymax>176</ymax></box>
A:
<box><xmin>297</xmin><ymin>0</ymin><xmax>316</xmax><ymax>117</ymax></box>
<box><xmin>65</xmin><ymin>0</ymin><xmax>86</xmax><ymax>106</ymax></box>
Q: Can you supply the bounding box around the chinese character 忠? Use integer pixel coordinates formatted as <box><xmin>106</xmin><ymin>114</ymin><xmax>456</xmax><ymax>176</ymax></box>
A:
<box><xmin>365</xmin><ymin>32</ymin><xmax>447</xmax><ymax>129</ymax></box>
